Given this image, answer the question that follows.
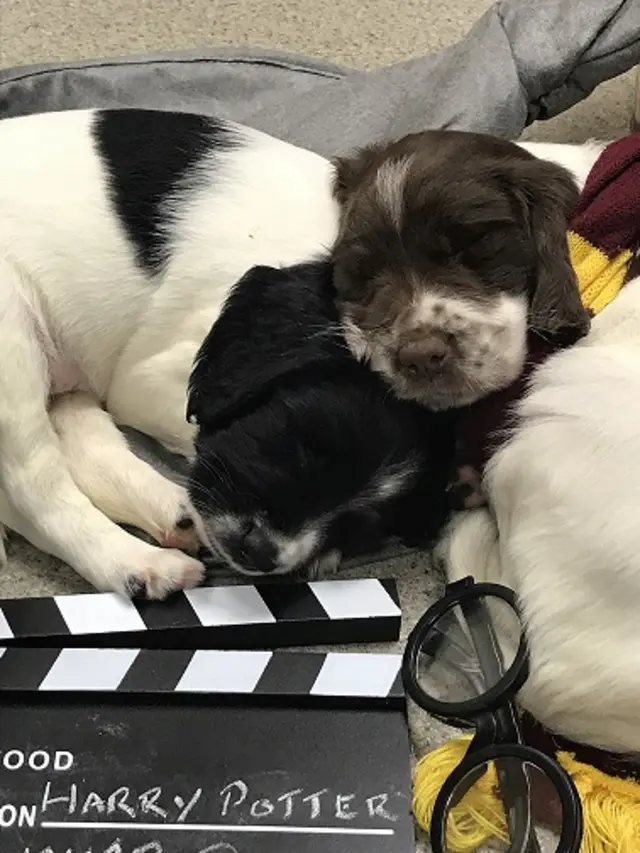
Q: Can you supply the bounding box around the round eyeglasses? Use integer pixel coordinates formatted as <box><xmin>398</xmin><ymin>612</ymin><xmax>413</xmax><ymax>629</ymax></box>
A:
<box><xmin>402</xmin><ymin>576</ymin><xmax>583</xmax><ymax>853</ymax></box>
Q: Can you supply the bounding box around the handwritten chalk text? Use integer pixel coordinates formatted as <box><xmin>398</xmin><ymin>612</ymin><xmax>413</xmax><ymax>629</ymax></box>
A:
<box><xmin>220</xmin><ymin>779</ymin><xmax>399</xmax><ymax>823</ymax></box>
<box><xmin>36</xmin><ymin>779</ymin><xmax>400</xmax><ymax>826</ymax></box>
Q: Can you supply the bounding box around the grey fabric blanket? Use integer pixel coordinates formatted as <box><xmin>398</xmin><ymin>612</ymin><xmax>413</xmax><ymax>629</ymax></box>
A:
<box><xmin>1</xmin><ymin>0</ymin><xmax>639</xmax><ymax>157</ymax></box>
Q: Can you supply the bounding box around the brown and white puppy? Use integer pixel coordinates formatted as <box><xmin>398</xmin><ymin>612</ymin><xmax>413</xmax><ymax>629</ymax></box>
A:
<box><xmin>331</xmin><ymin>130</ymin><xmax>590</xmax><ymax>411</ymax></box>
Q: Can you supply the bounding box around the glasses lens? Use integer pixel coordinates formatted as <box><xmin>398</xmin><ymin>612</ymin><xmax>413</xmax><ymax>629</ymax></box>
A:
<box><xmin>415</xmin><ymin>594</ymin><xmax>521</xmax><ymax>703</ymax></box>
<box><xmin>440</xmin><ymin>756</ymin><xmax>567</xmax><ymax>853</ymax></box>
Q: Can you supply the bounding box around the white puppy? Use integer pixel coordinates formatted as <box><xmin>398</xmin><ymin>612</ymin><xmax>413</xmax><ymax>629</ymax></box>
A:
<box><xmin>437</xmin><ymin>142</ymin><xmax>640</xmax><ymax>753</ymax></box>
<box><xmin>0</xmin><ymin>108</ymin><xmax>338</xmax><ymax>597</ymax></box>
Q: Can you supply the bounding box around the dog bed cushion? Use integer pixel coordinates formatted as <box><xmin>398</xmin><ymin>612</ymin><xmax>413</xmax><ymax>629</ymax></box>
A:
<box><xmin>2</xmin><ymin>0</ymin><xmax>639</xmax><ymax>158</ymax></box>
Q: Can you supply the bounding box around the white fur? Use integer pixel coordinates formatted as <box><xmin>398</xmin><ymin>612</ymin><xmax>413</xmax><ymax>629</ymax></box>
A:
<box><xmin>375</xmin><ymin>155</ymin><xmax>414</xmax><ymax>229</ymax></box>
<box><xmin>410</xmin><ymin>290</ymin><xmax>528</xmax><ymax>404</ymax></box>
<box><xmin>349</xmin><ymin>287</ymin><xmax>529</xmax><ymax>412</ymax></box>
<box><xmin>0</xmin><ymin>108</ymin><xmax>338</xmax><ymax>597</ymax></box>
<box><xmin>517</xmin><ymin>139</ymin><xmax>607</xmax><ymax>190</ymax></box>
<box><xmin>438</xmin><ymin>198</ymin><xmax>640</xmax><ymax>752</ymax></box>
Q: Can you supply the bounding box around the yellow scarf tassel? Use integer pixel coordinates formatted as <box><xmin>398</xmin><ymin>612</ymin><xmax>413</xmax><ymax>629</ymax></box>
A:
<box><xmin>413</xmin><ymin>735</ymin><xmax>640</xmax><ymax>853</ymax></box>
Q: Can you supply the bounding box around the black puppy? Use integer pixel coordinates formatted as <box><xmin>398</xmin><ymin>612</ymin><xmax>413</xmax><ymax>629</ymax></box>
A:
<box><xmin>187</xmin><ymin>260</ymin><xmax>457</xmax><ymax>578</ymax></box>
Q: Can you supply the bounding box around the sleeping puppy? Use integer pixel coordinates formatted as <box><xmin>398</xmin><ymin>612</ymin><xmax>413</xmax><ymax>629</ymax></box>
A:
<box><xmin>0</xmin><ymin>107</ymin><xmax>587</xmax><ymax>596</ymax></box>
<box><xmin>186</xmin><ymin>260</ymin><xmax>457</xmax><ymax>577</ymax></box>
<box><xmin>332</xmin><ymin>130</ymin><xmax>591</xmax><ymax>410</ymax></box>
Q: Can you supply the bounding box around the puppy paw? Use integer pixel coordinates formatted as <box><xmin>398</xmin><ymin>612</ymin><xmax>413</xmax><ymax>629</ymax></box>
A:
<box><xmin>447</xmin><ymin>464</ymin><xmax>486</xmax><ymax>510</ymax></box>
<box><xmin>160</xmin><ymin>507</ymin><xmax>201</xmax><ymax>554</ymax></box>
<box><xmin>306</xmin><ymin>549</ymin><xmax>342</xmax><ymax>581</ymax></box>
<box><xmin>88</xmin><ymin>460</ymin><xmax>203</xmax><ymax>555</ymax></box>
<box><xmin>123</xmin><ymin>548</ymin><xmax>206</xmax><ymax>600</ymax></box>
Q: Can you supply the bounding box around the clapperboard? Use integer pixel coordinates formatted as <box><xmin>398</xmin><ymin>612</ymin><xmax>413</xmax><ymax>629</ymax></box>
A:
<box><xmin>0</xmin><ymin>577</ymin><xmax>401</xmax><ymax>649</ymax></box>
<box><xmin>0</xmin><ymin>579</ymin><xmax>414</xmax><ymax>853</ymax></box>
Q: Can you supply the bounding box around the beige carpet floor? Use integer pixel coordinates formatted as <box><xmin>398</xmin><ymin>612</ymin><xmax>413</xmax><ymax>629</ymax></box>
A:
<box><xmin>0</xmin><ymin>1</ymin><xmax>637</xmax><ymax>850</ymax></box>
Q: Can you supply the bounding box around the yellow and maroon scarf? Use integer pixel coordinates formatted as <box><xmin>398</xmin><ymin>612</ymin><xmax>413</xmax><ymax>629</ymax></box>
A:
<box><xmin>569</xmin><ymin>134</ymin><xmax>640</xmax><ymax>314</ymax></box>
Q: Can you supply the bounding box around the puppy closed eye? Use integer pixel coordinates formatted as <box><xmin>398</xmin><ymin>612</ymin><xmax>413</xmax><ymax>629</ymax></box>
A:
<box><xmin>456</xmin><ymin>224</ymin><xmax>528</xmax><ymax>268</ymax></box>
<box><xmin>452</xmin><ymin>218</ymin><xmax>514</xmax><ymax>252</ymax></box>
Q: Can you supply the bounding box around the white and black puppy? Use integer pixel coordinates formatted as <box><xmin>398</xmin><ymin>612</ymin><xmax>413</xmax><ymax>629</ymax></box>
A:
<box><xmin>186</xmin><ymin>260</ymin><xmax>457</xmax><ymax>577</ymax></box>
<box><xmin>0</xmin><ymin>107</ymin><xmax>587</xmax><ymax>597</ymax></box>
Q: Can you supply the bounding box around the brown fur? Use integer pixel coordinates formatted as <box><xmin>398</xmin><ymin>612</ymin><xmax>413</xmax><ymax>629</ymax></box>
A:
<box><xmin>331</xmin><ymin>130</ymin><xmax>590</xmax><ymax>410</ymax></box>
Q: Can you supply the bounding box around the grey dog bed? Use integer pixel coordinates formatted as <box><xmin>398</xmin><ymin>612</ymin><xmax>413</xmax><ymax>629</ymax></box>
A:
<box><xmin>1</xmin><ymin>2</ymin><xmax>640</xmax><ymax>851</ymax></box>
<box><xmin>2</xmin><ymin>0</ymin><xmax>640</xmax><ymax>154</ymax></box>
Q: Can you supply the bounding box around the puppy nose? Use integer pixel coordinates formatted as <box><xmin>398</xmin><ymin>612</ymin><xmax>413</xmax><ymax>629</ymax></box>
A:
<box><xmin>237</xmin><ymin>523</ymin><xmax>279</xmax><ymax>574</ymax></box>
<box><xmin>397</xmin><ymin>337</ymin><xmax>452</xmax><ymax>375</ymax></box>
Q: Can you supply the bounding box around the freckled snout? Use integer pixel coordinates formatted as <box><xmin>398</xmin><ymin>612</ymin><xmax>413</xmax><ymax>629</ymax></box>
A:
<box><xmin>396</xmin><ymin>334</ymin><xmax>454</xmax><ymax>376</ymax></box>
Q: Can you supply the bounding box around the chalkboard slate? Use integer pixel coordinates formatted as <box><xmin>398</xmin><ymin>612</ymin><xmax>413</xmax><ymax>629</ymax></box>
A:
<box><xmin>0</xmin><ymin>657</ymin><xmax>414</xmax><ymax>853</ymax></box>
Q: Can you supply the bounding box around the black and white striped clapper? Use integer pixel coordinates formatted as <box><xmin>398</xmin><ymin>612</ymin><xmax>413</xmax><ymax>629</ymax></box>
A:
<box><xmin>0</xmin><ymin>646</ymin><xmax>404</xmax><ymax>707</ymax></box>
<box><xmin>0</xmin><ymin>577</ymin><xmax>401</xmax><ymax>650</ymax></box>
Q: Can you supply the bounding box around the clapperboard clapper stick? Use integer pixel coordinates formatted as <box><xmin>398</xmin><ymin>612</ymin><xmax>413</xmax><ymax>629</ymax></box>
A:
<box><xmin>0</xmin><ymin>577</ymin><xmax>401</xmax><ymax>650</ymax></box>
<box><xmin>0</xmin><ymin>649</ymin><xmax>414</xmax><ymax>853</ymax></box>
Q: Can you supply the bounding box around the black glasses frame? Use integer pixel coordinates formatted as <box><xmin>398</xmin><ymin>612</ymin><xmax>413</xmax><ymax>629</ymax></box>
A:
<box><xmin>402</xmin><ymin>576</ymin><xmax>583</xmax><ymax>853</ymax></box>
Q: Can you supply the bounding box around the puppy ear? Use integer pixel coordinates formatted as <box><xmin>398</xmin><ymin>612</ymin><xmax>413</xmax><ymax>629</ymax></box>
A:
<box><xmin>332</xmin><ymin>143</ymin><xmax>386</xmax><ymax>206</ymax></box>
<box><xmin>186</xmin><ymin>260</ymin><xmax>343</xmax><ymax>430</ymax></box>
<box><xmin>515</xmin><ymin>160</ymin><xmax>590</xmax><ymax>340</ymax></box>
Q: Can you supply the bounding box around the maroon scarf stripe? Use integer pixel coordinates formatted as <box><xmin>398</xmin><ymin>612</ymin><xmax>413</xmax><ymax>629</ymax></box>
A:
<box><xmin>570</xmin><ymin>134</ymin><xmax>640</xmax><ymax>257</ymax></box>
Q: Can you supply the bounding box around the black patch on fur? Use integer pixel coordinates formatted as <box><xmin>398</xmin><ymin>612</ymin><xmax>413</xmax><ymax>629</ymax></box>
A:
<box><xmin>93</xmin><ymin>109</ymin><xmax>239</xmax><ymax>274</ymax></box>
<box><xmin>187</xmin><ymin>260</ymin><xmax>458</xmax><ymax>568</ymax></box>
